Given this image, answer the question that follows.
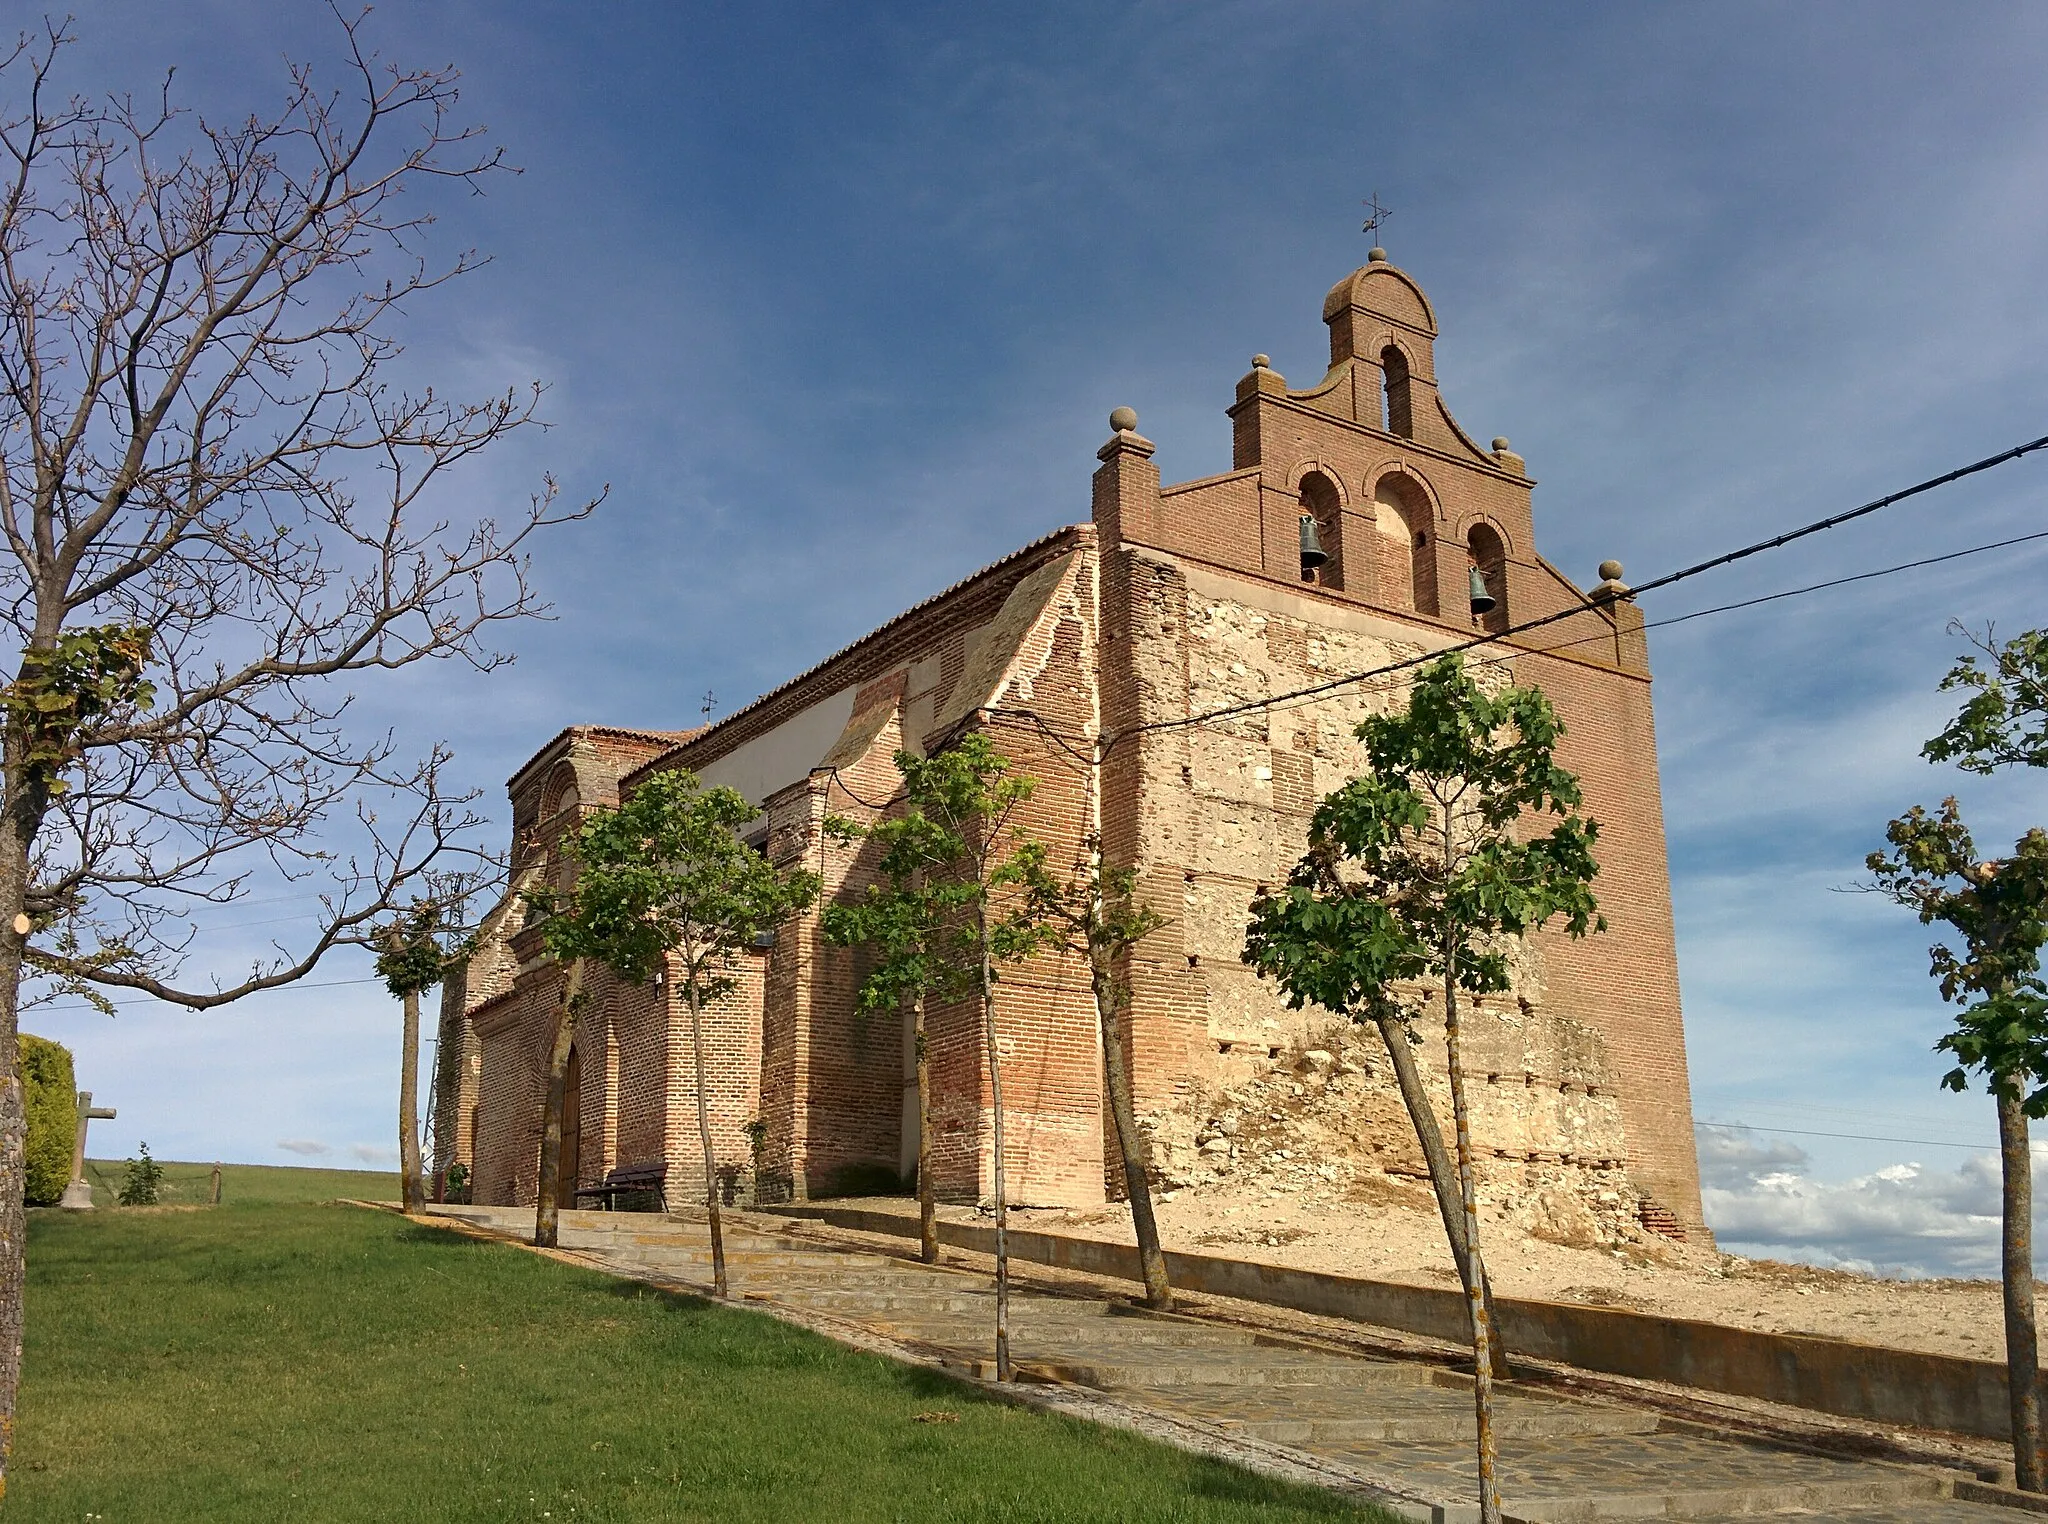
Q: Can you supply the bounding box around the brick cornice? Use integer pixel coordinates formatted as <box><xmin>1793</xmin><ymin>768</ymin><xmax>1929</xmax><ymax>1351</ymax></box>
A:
<box><xmin>1223</xmin><ymin>394</ymin><xmax>1535</xmax><ymax>489</ymax></box>
<box><xmin>1111</xmin><ymin>541</ymin><xmax>1650</xmax><ymax>683</ymax></box>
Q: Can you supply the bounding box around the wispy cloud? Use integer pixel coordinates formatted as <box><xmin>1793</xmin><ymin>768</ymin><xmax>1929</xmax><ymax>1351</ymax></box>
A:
<box><xmin>348</xmin><ymin>1144</ymin><xmax>398</xmax><ymax>1166</ymax></box>
<box><xmin>1701</xmin><ymin>1123</ymin><xmax>2042</xmax><ymax>1278</ymax></box>
<box><xmin>33</xmin><ymin>4</ymin><xmax>2048</xmax><ymax>1280</ymax></box>
<box><xmin>276</xmin><ymin>1139</ymin><xmax>330</xmax><ymax>1157</ymax></box>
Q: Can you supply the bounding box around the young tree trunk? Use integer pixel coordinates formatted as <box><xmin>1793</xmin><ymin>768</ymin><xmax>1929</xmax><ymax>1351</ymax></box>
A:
<box><xmin>915</xmin><ymin>991</ymin><xmax>938</xmax><ymax>1265</ymax></box>
<box><xmin>533</xmin><ymin>959</ymin><xmax>586</xmax><ymax>1248</ymax></box>
<box><xmin>0</xmin><ymin>869</ymin><xmax>25</xmax><ymax>1505</ymax></box>
<box><xmin>979</xmin><ymin>923</ymin><xmax>1012</xmax><ymax>1380</ymax></box>
<box><xmin>2000</xmin><ymin>1086</ymin><xmax>2044</xmax><ymax>1491</ymax></box>
<box><xmin>1443</xmin><ymin>962</ymin><xmax>1503</xmax><ymax>1524</ymax></box>
<box><xmin>399</xmin><ymin>987</ymin><xmax>426</xmax><ymax>1213</ymax></box>
<box><xmin>430</xmin><ymin>960</ymin><xmax>469</xmax><ymax>1186</ymax></box>
<box><xmin>0</xmin><ymin>685</ymin><xmax>60</xmax><ymax>1497</ymax></box>
<box><xmin>1093</xmin><ymin>952</ymin><xmax>1172</xmax><ymax>1310</ymax></box>
<box><xmin>685</xmin><ymin>971</ymin><xmax>729</xmax><ymax>1298</ymax></box>
<box><xmin>1369</xmin><ymin>1008</ymin><xmax>1507</xmax><ymax>1376</ymax></box>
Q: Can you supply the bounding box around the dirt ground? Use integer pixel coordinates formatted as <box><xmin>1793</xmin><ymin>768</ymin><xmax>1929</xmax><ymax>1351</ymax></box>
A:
<box><xmin>988</xmin><ymin>1177</ymin><xmax>2021</xmax><ymax>1365</ymax></box>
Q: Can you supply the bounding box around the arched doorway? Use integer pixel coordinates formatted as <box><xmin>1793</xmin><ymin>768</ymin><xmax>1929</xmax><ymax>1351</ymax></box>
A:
<box><xmin>556</xmin><ymin>1043</ymin><xmax>582</xmax><ymax>1209</ymax></box>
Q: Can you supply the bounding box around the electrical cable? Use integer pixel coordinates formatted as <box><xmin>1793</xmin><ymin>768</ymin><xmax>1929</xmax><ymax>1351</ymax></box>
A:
<box><xmin>975</xmin><ymin>518</ymin><xmax>2048</xmax><ymax>746</ymax></box>
<box><xmin>1696</xmin><ymin>1119</ymin><xmax>1990</xmax><ymax>1152</ymax></box>
<box><xmin>1115</xmin><ymin>430</ymin><xmax>2048</xmax><ymax>748</ymax></box>
<box><xmin>41</xmin><ymin>440</ymin><xmax>2046</xmax><ymax>1017</ymax></box>
<box><xmin>1524</xmin><ymin>526</ymin><xmax>2048</xmax><ymax>660</ymax></box>
<box><xmin>28</xmin><ymin>972</ymin><xmax>385</xmax><ymax>1015</ymax></box>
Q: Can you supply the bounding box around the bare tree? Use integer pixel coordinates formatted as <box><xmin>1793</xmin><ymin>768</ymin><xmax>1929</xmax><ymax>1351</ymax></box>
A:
<box><xmin>0</xmin><ymin>14</ymin><xmax>595</xmax><ymax>1492</ymax></box>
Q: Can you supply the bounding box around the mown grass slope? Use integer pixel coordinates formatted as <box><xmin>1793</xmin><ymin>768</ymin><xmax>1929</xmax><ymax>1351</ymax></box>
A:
<box><xmin>14</xmin><ymin>1191</ymin><xmax>1387</xmax><ymax>1522</ymax></box>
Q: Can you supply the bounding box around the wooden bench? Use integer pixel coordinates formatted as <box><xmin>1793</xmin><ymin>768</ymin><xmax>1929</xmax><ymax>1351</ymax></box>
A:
<box><xmin>574</xmin><ymin>1162</ymin><xmax>668</xmax><ymax>1214</ymax></box>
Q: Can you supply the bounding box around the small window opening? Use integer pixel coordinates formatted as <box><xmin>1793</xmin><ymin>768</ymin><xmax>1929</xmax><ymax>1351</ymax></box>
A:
<box><xmin>1381</xmin><ymin>346</ymin><xmax>1413</xmax><ymax>438</ymax></box>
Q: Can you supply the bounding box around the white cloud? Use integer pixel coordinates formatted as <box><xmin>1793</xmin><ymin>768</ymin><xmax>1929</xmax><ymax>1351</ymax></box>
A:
<box><xmin>1700</xmin><ymin>1123</ymin><xmax>2048</xmax><ymax>1278</ymax></box>
<box><xmin>347</xmin><ymin>1143</ymin><xmax>397</xmax><ymax>1166</ymax></box>
<box><xmin>276</xmin><ymin>1139</ymin><xmax>330</xmax><ymax>1157</ymax></box>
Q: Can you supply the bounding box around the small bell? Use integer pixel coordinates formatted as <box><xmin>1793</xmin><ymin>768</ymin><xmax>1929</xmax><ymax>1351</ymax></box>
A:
<box><xmin>1468</xmin><ymin>564</ymin><xmax>1497</xmax><ymax>615</ymax></box>
<box><xmin>1298</xmin><ymin>514</ymin><xmax>1329</xmax><ymax>573</ymax></box>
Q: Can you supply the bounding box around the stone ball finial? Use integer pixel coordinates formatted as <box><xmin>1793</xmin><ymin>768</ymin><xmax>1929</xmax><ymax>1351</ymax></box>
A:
<box><xmin>1598</xmin><ymin>560</ymin><xmax>1624</xmax><ymax>583</ymax></box>
<box><xmin>1367</xmin><ymin>247</ymin><xmax>1389</xmax><ymax>263</ymax></box>
<box><xmin>1109</xmin><ymin>406</ymin><xmax>1139</xmax><ymax>433</ymax></box>
<box><xmin>1491</xmin><ymin>437</ymin><xmax>1512</xmax><ymax>453</ymax></box>
<box><xmin>1251</xmin><ymin>354</ymin><xmax>1270</xmax><ymax>369</ymax></box>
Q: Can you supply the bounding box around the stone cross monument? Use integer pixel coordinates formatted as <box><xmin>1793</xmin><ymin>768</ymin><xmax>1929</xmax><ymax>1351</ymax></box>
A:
<box><xmin>58</xmin><ymin>1090</ymin><xmax>116</xmax><ymax>1210</ymax></box>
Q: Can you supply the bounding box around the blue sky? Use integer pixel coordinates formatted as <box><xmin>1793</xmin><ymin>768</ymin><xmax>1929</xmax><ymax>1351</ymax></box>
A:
<box><xmin>29</xmin><ymin>3</ymin><xmax>2048</xmax><ymax>1272</ymax></box>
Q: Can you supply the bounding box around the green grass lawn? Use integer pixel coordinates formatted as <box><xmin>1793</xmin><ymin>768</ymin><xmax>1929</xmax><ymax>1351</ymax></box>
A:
<box><xmin>14</xmin><ymin>1189</ymin><xmax>1390</xmax><ymax>1522</ymax></box>
<box><xmin>77</xmin><ymin>1155</ymin><xmax>399</xmax><ymax>1207</ymax></box>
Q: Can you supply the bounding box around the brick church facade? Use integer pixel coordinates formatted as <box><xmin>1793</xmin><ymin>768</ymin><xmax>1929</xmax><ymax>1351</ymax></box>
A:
<box><xmin>436</xmin><ymin>253</ymin><xmax>1710</xmax><ymax>1238</ymax></box>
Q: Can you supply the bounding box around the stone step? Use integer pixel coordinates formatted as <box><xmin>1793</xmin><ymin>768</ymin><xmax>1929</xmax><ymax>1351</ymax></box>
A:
<box><xmin>1311</xmin><ymin>1430</ymin><xmax>1953</xmax><ymax>1524</ymax></box>
<box><xmin>581</xmin><ymin>1253</ymin><xmax>904</xmax><ymax>1277</ymax></box>
<box><xmin>761</xmin><ymin>1288</ymin><xmax>1003</xmax><ymax>1315</ymax></box>
<box><xmin>563</xmin><ymin>1239</ymin><xmax>877</xmax><ymax>1263</ymax></box>
<box><xmin>1133</xmin><ymin>1380</ymin><xmax>1658</xmax><ymax>1445</ymax></box>
<box><xmin>1240</xmin><ymin>1405</ymin><xmax>1659</xmax><ymax>1446</ymax></box>
<box><xmin>871</xmin><ymin>1317</ymin><xmax>1255</xmax><ymax>1349</ymax></box>
<box><xmin>1027</xmin><ymin>1353</ymin><xmax>1435</xmax><ymax>1391</ymax></box>
<box><xmin>1672</xmin><ymin>1504</ymin><xmax>2018</xmax><ymax>1524</ymax></box>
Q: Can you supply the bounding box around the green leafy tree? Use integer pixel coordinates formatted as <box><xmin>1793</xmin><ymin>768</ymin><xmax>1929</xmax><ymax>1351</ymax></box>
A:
<box><xmin>1923</xmin><ymin>624</ymin><xmax>2048</xmax><ymax>773</ymax></box>
<box><xmin>1244</xmin><ymin>653</ymin><xmax>1603</xmax><ymax>1524</ymax></box>
<box><xmin>1015</xmin><ymin>842</ymin><xmax>1174</xmax><ymax>1310</ymax></box>
<box><xmin>822</xmin><ymin>788</ymin><xmax>983</xmax><ymax>1265</ymax></box>
<box><xmin>1870</xmin><ymin>626</ymin><xmax>2048</xmax><ymax>1491</ymax></box>
<box><xmin>18</xmin><ymin>1033</ymin><xmax>72</xmax><ymax>1206</ymax></box>
<box><xmin>116</xmin><ymin>1142</ymin><xmax>162</xmax><ymax>1206</ymax></box>
<box><xmin>535</xmin><ymin>771</ymin><xmax>819</xmax><ymax>1291</ymax></box>
<box><xmin>374</xmin><ymin>878</ymin><xmax>489</xmax><ymax>1215</ymax></box>
<box><xmin>837</xmin><ymin>735</ymin><xmax>1047</xmax><ymax>1379</ymax></box>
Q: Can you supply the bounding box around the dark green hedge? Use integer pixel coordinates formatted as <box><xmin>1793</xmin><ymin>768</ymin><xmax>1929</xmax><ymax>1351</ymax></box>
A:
<box><xmin>22</xmin><ymin>1033</ymin><xmax>76</xmax><ymax>1206</ymax></box>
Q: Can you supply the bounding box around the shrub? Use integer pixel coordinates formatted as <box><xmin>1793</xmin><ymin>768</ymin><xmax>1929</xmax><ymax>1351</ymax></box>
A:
<box><xmin>118</xmin><ymin>1143</ymin><xmax>164</xmax><ymax>1206</ymax></box>
<box><xmin>21</xmin><ymin>1033</ymin><xmax>76</xmax><ymax>1206</ymax></box>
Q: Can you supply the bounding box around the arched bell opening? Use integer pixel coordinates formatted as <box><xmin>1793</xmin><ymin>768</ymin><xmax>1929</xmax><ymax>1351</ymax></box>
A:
<box><xmin>1373</xmin><ymin>472</ymin><xmax>1436</xmax><ymax>616</ymax></box>
<box><xmin>1297</xmin><ymin>471</ymin><xmax>1343</xmax><ymax>589</ymax></box>
<box><xmin>1468</xmin><ymin>523</ymin><xmax>1508</xmax><ymax>634</ymax></box>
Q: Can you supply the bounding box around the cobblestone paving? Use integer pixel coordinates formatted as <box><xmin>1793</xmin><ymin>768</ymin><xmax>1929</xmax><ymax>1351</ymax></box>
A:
<box><xmin>429</xmin><ymin>1206</ymin><xmax>2030</xmax><ymax>1523</ymax></box>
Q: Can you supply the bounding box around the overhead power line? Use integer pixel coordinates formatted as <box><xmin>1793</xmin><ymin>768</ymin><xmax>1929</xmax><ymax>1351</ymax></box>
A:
<box><xmin>29</xmin><ymin>973</ymin><xmax>384</xmax><ymax>1016</ymax></box>
<box><xmin>1509</xmin><ymin>525</ymin><xmax>2048</xmax><ymax>666</ymax></box>
<box><xmin>1697</xmin><ymin>1118</ymin><xmax>1990</xmax><ymax>1153</ymax></box>
<box><xmin>1119</xmin><ymin>430</ymin><xmax>2048</xmax><ymax>746</ymax></box>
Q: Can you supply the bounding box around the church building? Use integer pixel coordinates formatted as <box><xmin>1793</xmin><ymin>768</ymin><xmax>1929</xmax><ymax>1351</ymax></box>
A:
<box><xmin>437</xmin><ymin>253</ymin><xmax>1710</xmax><ymax>1241</ymax></box>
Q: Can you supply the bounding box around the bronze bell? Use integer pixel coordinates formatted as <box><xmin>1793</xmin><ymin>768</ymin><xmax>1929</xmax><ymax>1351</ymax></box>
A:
<box><xmin>1469</xmin><ymin>564</ymin><xmax>1497</xmax><ymax>615</ymax></box>
<box><xmin>1299</xmin><ymin>514</ymin><xmax>1329</xmax><ymax>572</ymax></box>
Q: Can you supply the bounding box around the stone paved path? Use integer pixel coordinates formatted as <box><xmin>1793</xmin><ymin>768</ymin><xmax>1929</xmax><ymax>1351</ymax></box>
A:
<box><xmin>425</xmin><ymin>1205</ymin><xmax>2028</xmax><ymax>1524</ymax></box>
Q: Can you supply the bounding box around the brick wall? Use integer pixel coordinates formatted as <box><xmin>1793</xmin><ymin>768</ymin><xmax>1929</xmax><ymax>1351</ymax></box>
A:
<box><xmin>458</xmin><ymin>256</ymin><xmax>1707</xmax><ymax>1236</ymax></box>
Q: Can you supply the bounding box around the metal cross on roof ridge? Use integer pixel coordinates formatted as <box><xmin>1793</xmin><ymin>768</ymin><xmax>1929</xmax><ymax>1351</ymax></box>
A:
<box><xmin>1360</xmin><ymin>191</ymin><xmax>1392</xmax><ymax>243</ymax></box>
